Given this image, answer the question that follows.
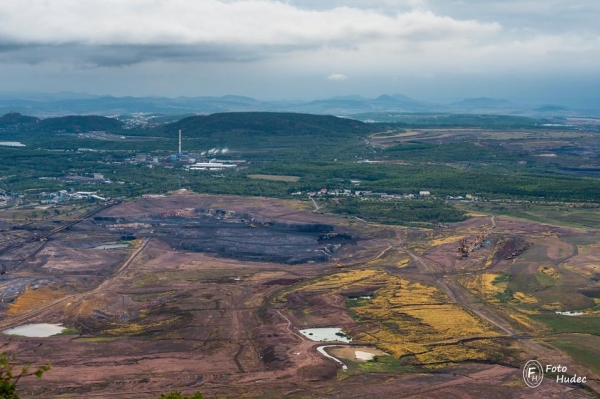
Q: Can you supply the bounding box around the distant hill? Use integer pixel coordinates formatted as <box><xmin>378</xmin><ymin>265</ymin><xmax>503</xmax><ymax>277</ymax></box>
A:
<box><xmin>0</xmin><ymin>93</ymin><xmax>593</xmax><ymax>118</ymax></box>
<box><xmin>38</xmin><ymin>115</ymin><xmax>123</xmax><ymax>132</ymax></box>
<box><xmin>372</xmin><ymin>94</ymin><xmax>422</xmax><ymax>107</ymax></box>
<box><xmin>452</xmin><ymin>97</ymin><xmax>513</xmax><ymax>108</ymax></box>
<box><xmin>0</xmin><ymin>112</ymin><xmax>40</xmax><ymax>128</ymax></box>
<box><xmin>166</xmin><ymin>112</ymin><xmax>376</xmax><ymax>138</ymax></box>
<box><xmin>534</xmin><ymin>105</ymin><xmax>569</xmax><ymax>112</ymax></box>
<box><xmin>290</xmin><ymin>93</ymin><xmax>425</xmax><ymax>114</ymax></box>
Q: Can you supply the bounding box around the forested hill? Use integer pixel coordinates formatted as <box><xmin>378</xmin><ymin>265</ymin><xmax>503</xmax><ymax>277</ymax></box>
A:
<box><xmin>0</xmin><ymin>112</ymin><xmax>40</xmax><ymax>128</ymax></box>
<box><xmin>37</xmin><ymin>115</ymin><xmax>124</xmax><ymax>132</ymax></box>
<box><xmin>164</xmin><ymin>112</ymin><xmax>377</xmax><ymax>138</ymax></box>
<box><xmin>0</xmin><ymin>113</ymin><xmax>123</xmax><ymax>132</ymax></box>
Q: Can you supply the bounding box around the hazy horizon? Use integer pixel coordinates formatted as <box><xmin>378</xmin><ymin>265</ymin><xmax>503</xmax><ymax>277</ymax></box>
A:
<box><xmin>1</xmin><ymin>1</ymin><xmax>599</xmax><ymax>107</ymax></box>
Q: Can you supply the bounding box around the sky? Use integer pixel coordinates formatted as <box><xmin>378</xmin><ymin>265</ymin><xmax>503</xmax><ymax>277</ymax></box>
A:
<box><xmin>0</xmin><ymin>0</ymin><xmax>599</xmax><ymax>105</ymax></box>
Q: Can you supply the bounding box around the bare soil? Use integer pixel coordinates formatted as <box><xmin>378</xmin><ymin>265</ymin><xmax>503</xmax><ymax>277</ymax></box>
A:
<box><xmin>0</xmin><ymin>195</ymin><xmax>597</xmax><ymax>398</ymax></box>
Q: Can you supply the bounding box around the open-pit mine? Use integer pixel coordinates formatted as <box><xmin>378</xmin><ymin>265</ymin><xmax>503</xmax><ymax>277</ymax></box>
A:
<box><xmin>1</xmin><ymin>194</ymin><xmax>599</xmax><ymax>398</ymax></box>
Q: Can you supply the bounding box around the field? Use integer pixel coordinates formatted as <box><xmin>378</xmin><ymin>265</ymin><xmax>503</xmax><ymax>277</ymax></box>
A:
<box><xmin>293</xmin><ymin>269</ymin><xmax>505</xmax><ymax>365</ymax></box>
<box><xmin>247</xmin><ymin>174</ymin><xmax>301</xmax><ymax>182</ymax></box>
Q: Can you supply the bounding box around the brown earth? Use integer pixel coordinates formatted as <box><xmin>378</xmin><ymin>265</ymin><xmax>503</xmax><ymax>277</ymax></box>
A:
<box><xmin>0</xmin><ymin>195</ymin><xmax>597</xmax><ymax>398</ymax></box>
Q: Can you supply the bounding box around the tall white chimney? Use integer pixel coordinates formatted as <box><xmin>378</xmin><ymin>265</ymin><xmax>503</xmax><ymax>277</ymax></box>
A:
<box><xmin>178</xmin><ymin>129</ymin><xmax>182</xmax><ymax>155</ymax></box>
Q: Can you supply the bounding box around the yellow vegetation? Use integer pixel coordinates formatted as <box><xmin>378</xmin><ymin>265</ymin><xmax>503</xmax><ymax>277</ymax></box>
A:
<box><xmin>538</xmin><ymin>266</ymin><xmax>560</xmax><ymax>279</ymax></box>
<box><xmin>6</xmin><ymin>288</ymin><xmax>66</xmax><ymax>316</ymax></box>
<box><xmin>540</xmin><ymin>302</ymin><xmax>562</xmax><ymax>311</ymax></box>
<box><xmin>505</xmin><ymin>312</ymin><xmax>536</xmax><ymax>330</ymax></box>
<box><xmin>512</xmin><ymin>292</ymin><xmax>538</xmax><ymax>304</ymax></box>
<box><xmin>64</xmin><ymin>298</ymin><xmax>104</xmax><ymax>318</ymax></box>
<box><xmin>577</xmin><ymin>243</ymin><xmax>600</xmax><ymax>255</ymax></box>
<box><xmin>103</xmin><ymin>316</ymin><xmax>181</xmax><ymax>336</ymax></box>
<box><xmin>560</xmin><ymin>262</ymin><xmax>597</xmax><ymax>277</ymax></box>
<box><xmin>426</xmin><ymin>235</ymin><xmax>465</xmax><ymax>248</ymax></box>
<box><xmin>415</xmin><ymin>340</ymin><xmax>501</xmax><ymax>366</ymax></box>
<box><xmin>300</xmin><ymin>269</ymin><xmax>502</xmax><ymax>366</ymax></box>
<box><xmin>458</xmin><ymin>273</ymin><xmax>506</xmax><ymax>303</ymax></box>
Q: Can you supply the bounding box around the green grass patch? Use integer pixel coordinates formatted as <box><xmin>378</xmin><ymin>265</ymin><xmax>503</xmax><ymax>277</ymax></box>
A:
<box><xmin>73</xmin><ymin>336</ymin><xmax>121</xmax><ymax>342</ymax></box>
<box><xmin>495</xmin><ymin>289</ymin><xmax>514</xmax><ymax>303</ymax></box>
<box><xmin>359</xmin><ymin>355</ymin><xmax>419</xmax><ymax>373</ymax></box>
<box><xmin>492</xmin><ymin>273</ymin><xmax>510</xmax><ymax>285</ymax></box>
<box><xmin>328</xmin><ymin>198</ymin><xmax>467</xmax><ymax>225</ymax></box>
<box><xmin>247</xmin><ymin>174</ymin><xmax>300</xmax><ymax>182</ymax></box>
<box><xmin>534</xmin><ymin>272</ymin><xmax>557</xmax><ymax>287</ymax></box>
<box><xmin>345</xmin><ymin>298</ymin><xmax>373</xmax><ymax>308</ymax></box>
<box><xmin>532</xmin><ymin>314</ymin><xmax>600</xmax><ymax>334</ymax></box>
<box><xmin>57</xmin><ymin>327</ymin><xmax>81</xmax><ymax>335</ymax></box>
<box><xmin>551</xmin><ymin>336</ymin><xmax>600</xmax><ymax>375</ymax></box>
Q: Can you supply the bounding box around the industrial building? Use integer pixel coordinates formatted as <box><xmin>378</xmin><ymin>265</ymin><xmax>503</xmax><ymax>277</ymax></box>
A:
<box><xmin>187</xmin><ymin>162</ymin><xmax>238</xmax><ymax>171</ymax></box>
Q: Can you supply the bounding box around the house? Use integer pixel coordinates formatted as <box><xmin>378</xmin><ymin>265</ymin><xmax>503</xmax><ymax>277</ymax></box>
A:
<box><xmin>419</xmin><ymin>191</ymin><xmax>431</xmax><ymax>196</ymax></box>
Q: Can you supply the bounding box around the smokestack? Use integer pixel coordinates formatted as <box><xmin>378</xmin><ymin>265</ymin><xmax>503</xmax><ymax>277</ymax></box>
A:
<box><xmin>178</xmin><ymin>129</ymin><xmax>182</xmax><ymax>155</ymax></box>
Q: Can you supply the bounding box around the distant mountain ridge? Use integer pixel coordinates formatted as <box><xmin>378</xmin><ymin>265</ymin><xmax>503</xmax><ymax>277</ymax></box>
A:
<box><xmin>0</xmin><ymin>113</ymin><xmax>122</xmax><ymax>132</ymax></box>
<box><xmin>0</xmin><ymin>92</ymin><xmax>590</xmax><ymax>117</ymax></box>
<box><xmin>452</xmin><ymin>97</ymin><xmax>513</xmax><ymax>108</ymax></box>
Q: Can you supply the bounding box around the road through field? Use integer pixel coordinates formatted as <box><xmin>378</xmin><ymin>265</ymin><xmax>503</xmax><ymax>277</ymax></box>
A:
<box><xmin>402</xmin><ymin>233</ymin><xmax>600</xmax><ymax>394</ymax></box>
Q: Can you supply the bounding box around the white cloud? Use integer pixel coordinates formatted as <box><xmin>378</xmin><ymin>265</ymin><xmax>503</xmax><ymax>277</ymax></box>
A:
<box><xmin>0</xmin><ymin>0</ymin><xmax>596</xmax><ymax>81</ymax></box>
<box><xmin>328</xmin><ymin>73</ymin><xmax>349</xmax><ymax>81</ymax></box>
<box><xmin>0</xmin><ymin>0</ymin><xmax>501</xmax><ymax>65</ymax></box>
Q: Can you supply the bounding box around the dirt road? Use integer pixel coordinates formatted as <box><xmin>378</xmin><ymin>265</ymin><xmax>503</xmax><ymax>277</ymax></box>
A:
<box><xmin>0</xmin><ymin>238</ymin><xmax>150</xmax><ymax>330</ymax></box>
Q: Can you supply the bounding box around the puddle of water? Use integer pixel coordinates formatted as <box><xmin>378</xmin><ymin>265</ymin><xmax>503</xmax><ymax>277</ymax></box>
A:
<box><xmin>327</xmin><ymin>346</ymin><xmax>389</xmax><ymax>364</ymax></box>
<box><xmin>3</xmin><ymin>323</ymin><xmax>65</xmax><ymax>337</ymax></box>
<box><xmin>317</xmin><ymin>346</ymin><xmax>348</xmax><ymax>370</ymax></box>
<box><xmin>348</xmin><ymin>295</ymin><xmax>374</xmax><ymax>301</ymax></box>
<box><xmin>93</xmin><ymin>244</ymin><xmax>130</xmax><ymax>250</ymax></box>
<box><xmin>555</xmin><ymin>311</ymin><xmax>583</xmax><ymax>316</ymax></box>
<box><xmin>0</xmin><ymin>142</ymin><xmax>25</xmax><ymax>147</ymax></box>
<box><xmin>299</xmin><ymin>328</ymin><xmax>352</xmax><ymax>343</ymax></box>
<box><xmin>355</xmin><ymin>350</ymin><xmax>376</xmax><ymax>361</ymax></box>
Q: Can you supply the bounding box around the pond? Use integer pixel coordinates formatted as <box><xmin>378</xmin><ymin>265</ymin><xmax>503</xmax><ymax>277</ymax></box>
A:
<box><xmin>0</xmin><ymin>142</ymin><xmax>25</xmax><ymax>147</ymax></box>
<box><xmin>93</xmin><ymin>244</ymin><xmax>130</xmax><ymax>249</ymax></box>
<box><xmin>555</xmin><ymin>311</ymin><xmax>584</xmax><ymax>316</ymax></box>
<box><xmin>298</xmin><ymin>327</ymin><xmax>352</xmax><ymax>343</ymax></box>
<box><xmin>3</xmin><ymin>323</ymin><xmax>65</xmax><ymax>337</ymax></box>
<box><xmin>317</xmin><ymin>346</ymin><xmax>348</xmax><ymax>370</ymax></box>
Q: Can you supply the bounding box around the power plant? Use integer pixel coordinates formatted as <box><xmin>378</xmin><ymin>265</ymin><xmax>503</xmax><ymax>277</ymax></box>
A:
<box><xmin>178</xmin><ymin>129</ymin><xmax>182</xmax><ymax>155</ymax></box>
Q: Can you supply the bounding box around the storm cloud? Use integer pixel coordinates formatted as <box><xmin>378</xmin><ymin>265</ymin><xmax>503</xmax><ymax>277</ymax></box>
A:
<box><xmin>0</xmin><ymin>0</ymin><xmax>501</xmax><ymax>66</ymax></box>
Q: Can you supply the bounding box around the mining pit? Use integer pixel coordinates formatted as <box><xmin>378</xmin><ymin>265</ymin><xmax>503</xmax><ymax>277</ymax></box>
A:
<box><xmin>0</xmin><ymin>195</ymin><xmax>595</xmax><ymax>399</ymax></box>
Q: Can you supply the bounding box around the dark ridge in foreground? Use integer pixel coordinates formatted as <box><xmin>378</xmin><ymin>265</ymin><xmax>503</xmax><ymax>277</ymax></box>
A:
<box><xmin>166</xmin><ymin>112</ymin><xmax>376</xmax><ymax>138</ymax></box>
<box><xmin>0</xmin><ymin>112</ymin><xmax>40</xmax><ymax>128</ymax></box>
<box><xmin>38</xmin><ymin>115</ymin><xmax>124</xmax><ymax>132</ymax></box>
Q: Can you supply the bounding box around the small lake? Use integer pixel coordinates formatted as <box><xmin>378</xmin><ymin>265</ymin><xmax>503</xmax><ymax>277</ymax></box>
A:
<box><xmin>93</xmin><ymin>244</ymin><xmax>130</xmax><ymax>250</ymax></box>
<box><xmin>299</xmin><ymin>327</ymin><xmax>352</xmax><ymax>343</ymax></box>
<box><xmin>348</xmin><ymin>295</ymin><xmax>374</xmax><ymax>301</ymax></box>
<box><xmin>317</xmin><ymin>346</ymin><xmax>348</xmax><ymax>370</ymax></box>
<box><xmin>3</xmin><ymin>323</ymin><xmax>65</xmax><ymax>337</ymax></box>
<box><xmin>0</xmin><ymin>142</ymin><xmax>25</xmax><ymax>147</ymax></box>
<box><xmin>555</xmin><ymin>311</ymin><xmax>583</xmax><ymax>316</ymax></box>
